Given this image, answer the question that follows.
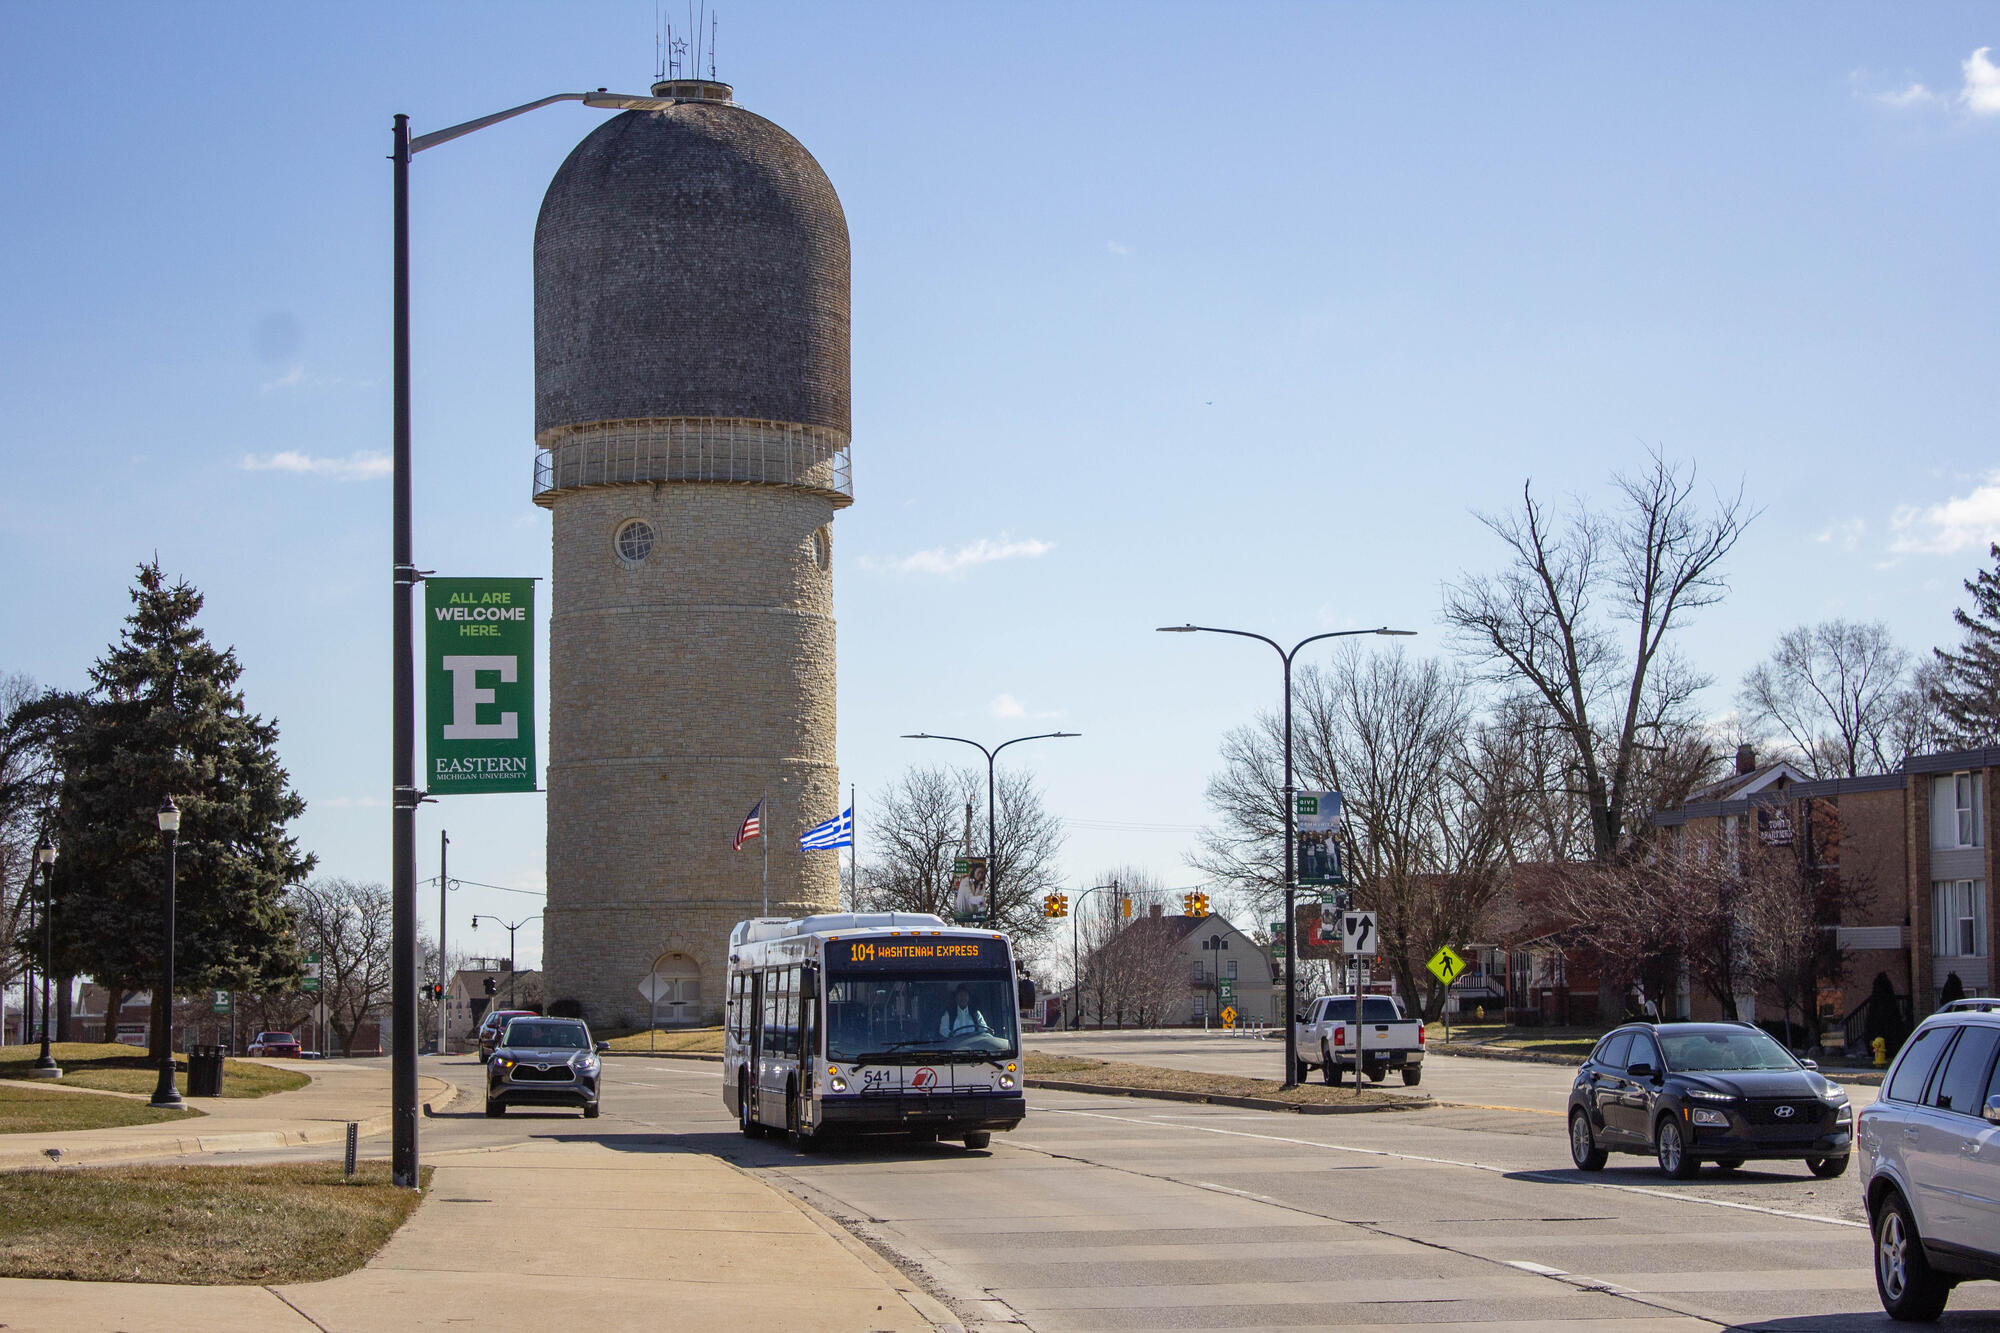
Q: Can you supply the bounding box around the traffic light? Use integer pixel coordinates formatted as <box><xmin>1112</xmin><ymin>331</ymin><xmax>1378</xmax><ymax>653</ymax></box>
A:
<box><xmin>483</xmin><ymin>977</ymin><xmax>497</xmax><ymax>996</ymax></box>
<box><xmin>1042</xmin><ymin>893</ymin><xmax>1061</xmax><ymax>919</ymax></box>
<box><xmin>1055</xmin><ymin>892</ymin><xmax>1068</xmax><ymax>918</ymax></box>
<box><xmin>1182</xmin><ymin>892</ymin><xmax>1196</xmax><ymax>916</ymax></box>
<box><xmin>1191</xmin><ymin>891</ymin><xmax>1211</xmax><ymax>917</ymax></box>
<box><xmin>1121</xmin><ymin>893</ymin><xmax>1132</xmax><ymax>918</ymax></box>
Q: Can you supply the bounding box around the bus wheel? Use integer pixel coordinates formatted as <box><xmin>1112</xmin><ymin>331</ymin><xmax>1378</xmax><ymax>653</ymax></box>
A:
<box><xmin>738</xmin><ymin>1075</ymin><xmax>762</xmax><ymax>1139</ymax></box>
<box><xmin>964</xmin><ymin>1131</ymin><xmax>992</xmax><ymax>1150</ymax></box>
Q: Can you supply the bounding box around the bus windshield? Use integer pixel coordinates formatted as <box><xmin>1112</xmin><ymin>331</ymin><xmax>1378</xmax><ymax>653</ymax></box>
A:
<box><xmin>825</xmin><ymin>966</ymin><xmax>1018</xmax><ymax>1063</ymax></box>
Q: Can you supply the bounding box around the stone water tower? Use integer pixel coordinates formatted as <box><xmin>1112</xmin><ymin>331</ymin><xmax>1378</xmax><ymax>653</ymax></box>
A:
<box><xmin>533</xmin><ymin>76</ymin><xmax>849</xmax><ymax>1026</ymax></box>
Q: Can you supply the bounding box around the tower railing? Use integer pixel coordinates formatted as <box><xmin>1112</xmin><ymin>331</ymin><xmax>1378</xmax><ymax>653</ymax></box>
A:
<box><xmin>532</xmin><ymin>418</ymin><xmax>853</xmax><ymax>507</ymax></box>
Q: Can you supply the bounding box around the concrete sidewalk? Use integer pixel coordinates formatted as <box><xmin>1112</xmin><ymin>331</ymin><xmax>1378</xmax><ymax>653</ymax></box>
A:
<box><xmin>0</xmin><ymin>1139</ymin><xmax>945</xmax><ymax>1332</ymax></box>
<box><xmin>0</xmin><ymin>1062</ymin><xmax>458</xmax><ymax>1170</ymax></box>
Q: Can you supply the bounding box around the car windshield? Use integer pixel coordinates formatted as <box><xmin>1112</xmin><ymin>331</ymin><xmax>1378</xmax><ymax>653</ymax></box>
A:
<box><xmin>1658</xmin><ymin>1028</ymin><xmax>1799</xmax><ymax>1073</ymax></box>
<box><xmin>503</xmin><ymin>1022</ymin><xmax>588</xmax><ymax>1049</ymax></box>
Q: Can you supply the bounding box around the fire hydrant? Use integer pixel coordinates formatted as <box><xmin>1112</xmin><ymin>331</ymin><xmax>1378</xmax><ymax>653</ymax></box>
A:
<box><xmin>1873</xmin><ymin>1036</ymin><xmax>1889</xmax><ymax>1068</ymax></box>
<box><xmin>1475</xmin><ymin>1005</ymin><xmax>1486</xmax><ymax>1021</ymax></box>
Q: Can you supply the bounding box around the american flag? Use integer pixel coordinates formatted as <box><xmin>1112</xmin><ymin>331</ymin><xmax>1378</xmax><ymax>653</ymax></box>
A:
<box><xmin>732</xmin><ymin>800</ymin><xmax>763</xmax><ymax>851</ymax></box>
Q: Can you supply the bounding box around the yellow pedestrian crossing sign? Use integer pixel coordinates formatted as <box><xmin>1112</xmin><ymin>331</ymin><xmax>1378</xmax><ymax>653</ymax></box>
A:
<box><xmin>1220</xmin><ymin>1006</ymin><xmax>1237</xmax><ymax>1029</ymax></box>
<box><xmin>1426</xmin><ymin>945</ymin><xmax>1467</xmax><ymax>986</ymax></box>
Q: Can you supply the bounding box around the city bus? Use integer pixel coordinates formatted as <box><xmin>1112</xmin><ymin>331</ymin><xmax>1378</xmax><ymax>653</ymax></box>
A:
<box><xmin>722</xmin><ymin>912</ymin><xmax>1032</xmax><ymax>1149</ymax></box>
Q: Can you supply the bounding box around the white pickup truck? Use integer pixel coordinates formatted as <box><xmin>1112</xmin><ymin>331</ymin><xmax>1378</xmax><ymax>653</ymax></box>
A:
<box><xmin>1295</xmin><ymin>994</ymin><xmax>1425</xmax><ymax>1086</ymax></box>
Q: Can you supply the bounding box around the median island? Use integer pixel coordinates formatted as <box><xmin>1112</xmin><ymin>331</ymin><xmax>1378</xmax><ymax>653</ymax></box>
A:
<box><xmin>1025</xmin><ymin>1051</ymin><xmax>1430</xmax><ymax>1111</ymax></box>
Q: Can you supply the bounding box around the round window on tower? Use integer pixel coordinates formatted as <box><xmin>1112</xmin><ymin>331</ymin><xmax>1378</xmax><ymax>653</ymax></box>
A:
<box><xmin>811</xmin><ymin>526</ymin><xmax>831</xmax><ymax>572</ymax></box>
<box><xmin>614</xmin><ymin>519</ymin><xmax>655</xmax><ymax>566</ymax></box>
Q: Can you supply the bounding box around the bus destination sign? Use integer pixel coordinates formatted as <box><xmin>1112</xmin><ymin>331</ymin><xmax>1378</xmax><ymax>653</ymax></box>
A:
<box><xmin>840</xmin><ymin>938</ymin><xmax>1006</xmax><ymax>967</ymax></box>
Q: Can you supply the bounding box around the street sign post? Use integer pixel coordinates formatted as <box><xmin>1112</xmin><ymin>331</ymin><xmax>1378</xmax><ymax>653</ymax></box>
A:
<box><xmin>1219</xmin><ymin>977</ymin><xmax>1234</xmax><ymax>1002</ymax></box>
<box><xmin>1426</xmin><ymin>945</ymin><xmax>1467</xmax><ymax>1042</ymax></box>
<box><xmin>212</xmin><ymin>990</ymin><xmax>231</xmax><ymax>1014</ymax></box>
<box><xmin>1220</xmin><ymin>1005</ymin><xmax>1237</xmax><ymax>1030</ymax></box>
<box><xmin>1338</xmin><ymin>911</ymin><xmax>1377</xmax><ymax>957</ymax></box>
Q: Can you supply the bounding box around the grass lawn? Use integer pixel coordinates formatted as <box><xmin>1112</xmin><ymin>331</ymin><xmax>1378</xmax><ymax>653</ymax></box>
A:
<box><xmin>604</xmin><ymin>1026</ymin><xmax>723</xmax><ymax>1054</ymax></box>
<box><xmin>1025</xmin><ymin>1052</ymin><xmax>1424</xmax><ymax>1108</ymax></box>
<box><xmin>0</xmin><ymin>1161</ymin><xmax>430</xmax><ymax>1284</ymax></box>
<box><xmin>0</xmin><ymin>1043</ymin><xmax>310</xmax><ymax>1099</ymax></box>
<box><xmin>0</xmin><ymin>1082</ymin><xmax>202</xmax><ymax>1135</ymax></box>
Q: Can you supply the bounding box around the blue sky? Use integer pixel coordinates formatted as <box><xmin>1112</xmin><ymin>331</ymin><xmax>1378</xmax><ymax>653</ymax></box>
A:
<box><xmin>4</xmin><ymin>5</ymin><xmax>1997</xmax><ymax>971</ymax></box>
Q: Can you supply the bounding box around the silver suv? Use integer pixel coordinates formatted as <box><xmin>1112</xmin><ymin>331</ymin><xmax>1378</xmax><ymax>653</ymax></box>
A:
<box><xmin>1857</xmin><ymin>1005</ymin><xmax>2000</xmax><ymax>1321</ymax></box>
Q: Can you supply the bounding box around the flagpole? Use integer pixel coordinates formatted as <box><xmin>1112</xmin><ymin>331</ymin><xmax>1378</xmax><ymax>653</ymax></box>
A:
<box><xmin>848</xmin><ymin>782</ymin><xmax>856</xmax><ymax>914</ymax></box>
<box><xmin>762</xmin><ymin>791</ymin><xmax>770</xmax><ymax>917</ymax></box>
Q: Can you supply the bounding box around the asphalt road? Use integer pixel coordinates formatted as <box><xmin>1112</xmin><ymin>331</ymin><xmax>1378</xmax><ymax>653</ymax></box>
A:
<box><xmin>211</xmin><ymin>1051</ymin><xmax>1994</xmax><ymax>1332</ymax></box>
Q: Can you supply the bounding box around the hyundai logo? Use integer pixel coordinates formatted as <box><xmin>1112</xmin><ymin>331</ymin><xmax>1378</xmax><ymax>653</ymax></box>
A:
<box><xmin>1773</xmin><ymin>1104</ymin><xmax>1795</xmax><ymax>1119</ymax></box>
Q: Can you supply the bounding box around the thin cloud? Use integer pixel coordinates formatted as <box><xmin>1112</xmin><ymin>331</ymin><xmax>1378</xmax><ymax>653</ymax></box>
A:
<box><xmin>1106</xmin><ymin>240</ymin><xmax>1133</xmax><ymax>257</ymax></box>
<box><xmin>1876</xmin><ymin>82</ymin><xmax>1941</xmax><ymax>109</ymax></box>
<box><xmin>1814</xmin><ymin>518</ymin><xmax>1868</xmax><ymax>551</ymax></box>
<box><xmin>862</xmin><ymin>535</ymin><xmax>1055</xmax><ymax>577</ymax></box>
<box><xmin>990</xmin><ymin>692</ymin><xmax>1061</xmax><ymax>721</ymax></box>
<box><xmin>1963</xmin><ymin>46</ymin><xmax>2000</xmax><ymax>115</ymax></box>
<box><xmin>241</xmin><ymin>450</ymin><xmax>393</xmax><ymax>482</ymax></box>
<box><xmin>1889</xmin><ymin>471</ymin><xmax>2000</xmax><ymax>555</ymax></box>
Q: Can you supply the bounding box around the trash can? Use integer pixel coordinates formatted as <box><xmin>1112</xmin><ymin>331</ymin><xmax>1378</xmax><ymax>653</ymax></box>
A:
<box><xmin>187</xmin><ymin>1045</ymin><xmax>225</xmax><ymax>1098</ymax></box>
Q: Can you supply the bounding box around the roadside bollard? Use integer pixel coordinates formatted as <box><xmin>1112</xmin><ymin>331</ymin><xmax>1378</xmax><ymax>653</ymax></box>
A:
<box><xmin>1872</xmin><ymin>1037</ymin><xmax>1888</xmax><ymax>1068</ymax></box>
<box><xmin>344</xmin><ymin>1122</ymin><xmax>358</xmax><ymax>1176</ymax></box>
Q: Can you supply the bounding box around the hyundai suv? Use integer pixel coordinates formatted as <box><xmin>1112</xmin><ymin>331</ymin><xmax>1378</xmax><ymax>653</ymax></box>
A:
<box><xmin>1566</xmin><ymin>1021</ymin><xmax>1853</xmax><ymax>1180</ymax></box>
<box><xmin>1857</xmin><ymin>1006</ymin><xmax>2000</xmax><ymax>1321</ymax></box>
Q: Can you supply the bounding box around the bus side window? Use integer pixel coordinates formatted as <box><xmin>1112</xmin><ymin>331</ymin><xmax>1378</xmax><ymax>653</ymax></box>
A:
<box><xmin>761</xmin><ymin>972</ymin><xmax>779</xmax><ymax>1057</ymax></box>
<box><xmin>785</xmin><ymin>968</ymin><xmax>801</xmax><ymax>1057</ymax></box>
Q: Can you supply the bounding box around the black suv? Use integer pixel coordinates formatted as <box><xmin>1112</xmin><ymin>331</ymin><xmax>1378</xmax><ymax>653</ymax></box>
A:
<box><xmin>1566</xmin><ymin>1021</ymin><xmax>1854</xmax><ymax>1180</ymax></box>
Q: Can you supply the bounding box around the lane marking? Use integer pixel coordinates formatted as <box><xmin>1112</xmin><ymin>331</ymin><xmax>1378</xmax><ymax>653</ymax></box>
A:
<box><xmin>1504</xmin><ymin>1260</ymin><xmax>1565</xmax><ymax>1276</ymax></box>
<box><xmin>1032</xmin><ymin>1102</ymin><xmax>1864</xmax><ymax>1230</ymax></box>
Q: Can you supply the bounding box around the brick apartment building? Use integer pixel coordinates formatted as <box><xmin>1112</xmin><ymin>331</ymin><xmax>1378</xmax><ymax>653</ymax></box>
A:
<box><xmin>1654</xmin><ymin>744</ymin><xmax>1995</xmax><ymax>1038</ymax></box>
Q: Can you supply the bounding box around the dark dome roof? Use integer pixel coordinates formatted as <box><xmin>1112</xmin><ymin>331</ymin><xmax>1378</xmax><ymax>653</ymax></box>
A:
<box><xmin>534</xmin><ymin>99</ymin><xmax>849</xmax><ymax>439</ymax></box>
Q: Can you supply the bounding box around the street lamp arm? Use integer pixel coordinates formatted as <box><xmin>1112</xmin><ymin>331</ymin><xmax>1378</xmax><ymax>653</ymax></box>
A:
<box><xmin>992</xmin><ymin>731</ymin><xmax>1079</xmax><ymax>759</ymax></box>
<box><xmin>900</xmin><ymin>732</ymin><xmax>992</xmax><ymax>761</ymax></box>
<box><xmin>1288</xmin><ymin>626</ymin><xmax>1418</xmax><ymax>658</ymax></box>
<box><xmin>410</xmin><ymin>90</ymin><xmax>674</xmax><ymax>154</ymax></box>
<box><xmin>1157</xmin><ymin>624</ymin><xmax>1286</xmax><ymax>659</ymax></box>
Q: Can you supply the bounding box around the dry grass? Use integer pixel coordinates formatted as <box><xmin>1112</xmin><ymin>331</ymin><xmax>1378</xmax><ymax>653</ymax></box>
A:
<box><xmin>1024</xmin><ymin>1052</ymin><xmax>1425</xmax><ymax>1107</ymax></box>
<box><xmin>0</xmin><ymin>1043</ymin><xmax>311</xmax><ymax>1099</ymax></box>
<box><xmin>604</xmin><ymin>1026</ymin><xmax>724</xmax><ymax>1054</ymax></box>
<box><xmin>0</xmin><ymin>1082</ymin><xmax>202</xmax><ymax>1135</ymax></box>
<box><xmin>0</xmin><ymin>1161</ymin><xmax>430</xmax><ymax>1284</ymax></box>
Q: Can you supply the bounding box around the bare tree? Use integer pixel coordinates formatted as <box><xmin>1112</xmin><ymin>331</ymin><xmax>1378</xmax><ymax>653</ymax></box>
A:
<box><xmin>859</xmin><ymin>765</ymin><xmax>1065</xmax><ymax>944</ymax></box>
<box><xmin>1444</xmin><ymin>450</ymin><xmax>1752</xmax><ymax>861</ymax></box>
<box><xmin>291</xmin><ymin>878</ymin><xmax>392</xmax><ymax>1057</ymax></box>
<box><xmin>1738</xmin><ymin>620</ymin><xmax>1912</xmax><ymax>777</ymax></box>
<box><xmin>1070</xmin><ymin>868</ymin><xmax>1185</xmax><ymax>1027</ymax></box>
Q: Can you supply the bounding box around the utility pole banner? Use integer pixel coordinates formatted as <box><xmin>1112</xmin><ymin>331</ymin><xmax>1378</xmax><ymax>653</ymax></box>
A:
<box><xmin>425</xmin><ymin>577</ymin><xmax>536</xmax><ymax>794</ymax></box>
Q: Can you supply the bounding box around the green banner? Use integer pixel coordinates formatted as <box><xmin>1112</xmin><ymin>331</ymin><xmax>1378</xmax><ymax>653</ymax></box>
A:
<box><xmin>425</xmin><ymin>577</ymin><xmax>536</xmax><ymax>795</ymax></box>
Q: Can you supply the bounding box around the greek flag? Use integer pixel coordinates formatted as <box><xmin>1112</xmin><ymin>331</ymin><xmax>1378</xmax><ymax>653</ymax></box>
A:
<box><xmin>800</xmin><ymin>807</ymin><xmax>853</xmax><ymax>851</ymax></box>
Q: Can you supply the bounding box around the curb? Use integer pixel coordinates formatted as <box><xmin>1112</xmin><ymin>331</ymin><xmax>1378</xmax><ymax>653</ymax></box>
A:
<box><xmin>1433</xmin><ymin>1043</ymin><xmax>1887</xmax><ymax>1086</ymax></box>
<box><xmin>603</xmin><ymin>1049</ymin><xmax>723</xmax><ymax>1062</ymax></box>
<box><xmin>1027</xmin><ymin>1077</ymin><xmax>1432</xmax><ymax>1115</ymax></box>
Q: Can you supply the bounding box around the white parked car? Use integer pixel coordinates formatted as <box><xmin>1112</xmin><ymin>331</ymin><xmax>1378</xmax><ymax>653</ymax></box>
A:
<box><xmin>1856</xmin><ymin>1005</ymin><xmax>2000</xmax><ymax>1321</ymax></box>
<box><xmin>1295</xmin><ymin>994</ymin><xmax>1425</xmax><ymax>1086</ymax></box>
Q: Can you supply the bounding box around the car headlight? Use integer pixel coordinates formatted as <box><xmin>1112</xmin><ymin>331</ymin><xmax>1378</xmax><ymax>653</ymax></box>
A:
<box><xmin>1820</xmin><ymin>1085</ymin><xmax>1848</xmax><ymax>1103</ymax></box>
<box><xmin>1690</xmin><ymin>1108</ymin><xmax>1729</xmax><ymax>1127</ymax></box>
<box><xmin>573</xmin><ymin>1056</ymin><xmax>598</xmax><ymax>1073</ymax></box>
<box><xmin>491</xmin><ymin>1057</ymin><xmax>515</xmax><ymax>1070</ymax></box>
<box><xmin>1684</xmin><ymin>1088</ymin><xmax>1735</xmax><ymax>1103</ymax></box>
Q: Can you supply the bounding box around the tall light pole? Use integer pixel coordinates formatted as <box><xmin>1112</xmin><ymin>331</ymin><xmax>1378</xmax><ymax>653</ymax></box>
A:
<box><xmin>469</xmin><ymin>914</ymin><xmax>542</xmax><ymax>1011</ymax></box>
<box><xmin>30</xmin><ymin>837</ymin><xmax>60</xmax><ymax>1078</ymax></box>
<box><xmin>389</xmin><ymin>84</ymin><xmax>688</xmax><ymax>1189</ymax></box>
<box><xmin>900</xmin><ymin>731</ymin><xmax>1079</xmax><ymax>913</ymax></box>
<box><xmin>1157</xmin><ymin>624</ymin><xmax>1414</xmax><ymax>1088</ymax></box>
<box><xmin>149</xmin><ymin>797</ymin><xmax>184</xmax><ymax>1110</ymax></box>
<box><xmin>1068</xmin><ymin>882</ymin><xmax>1121</xmax><ymax>1029</ymax></box>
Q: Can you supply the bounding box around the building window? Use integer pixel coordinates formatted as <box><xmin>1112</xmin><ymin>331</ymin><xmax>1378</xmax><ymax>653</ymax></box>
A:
<box><xmin>1193</xmin><ymin>960</ymin><xmax>1206</xmax><ymax>983</ymax></box>
<box><xmin>1193</xmin><ymin>994</ymin><xmax>1206</xmax><ymax>1019</ymax></box>
<box><xmin>811</xmin><ymin>526</ymin><xmax>831</xmax><ymax>572</ymax></box>
<box><xmin>614</xmin><ymin>519</ymin><xmax>655</xmax><ymax>566</ymax></box>
<box><xmin>1226</xmin><ymin>959</ymin><xmax>1238</xmax><ymax>980</ymax></box>
<box><xmin>1932</xmin><ymin>773</ymin><xmax>1985</xmax><ymax>850</ymax></box>
<box><xmin>1933</xmin><ymin>880</ymin><xmax>1988</xmax><ymax>959</ymax></box>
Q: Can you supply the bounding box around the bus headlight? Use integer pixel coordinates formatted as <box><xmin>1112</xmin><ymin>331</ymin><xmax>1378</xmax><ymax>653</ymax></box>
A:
<box><xmin>999</xmin><ymin>1073</ymin><xmax>1015</xmax><ymax>1089</ymax></box>
<box><xmin>830</xmin><ymin>1075</ymin><xmax>848</xmax><ymax>1092</ymax></box>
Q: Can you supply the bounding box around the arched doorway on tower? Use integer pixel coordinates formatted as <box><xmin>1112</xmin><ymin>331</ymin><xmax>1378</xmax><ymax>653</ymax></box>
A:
<box><xmin>641</xmin><ymin>952</ymin><xmax>703</xmax><ymax>1028</ymax></box>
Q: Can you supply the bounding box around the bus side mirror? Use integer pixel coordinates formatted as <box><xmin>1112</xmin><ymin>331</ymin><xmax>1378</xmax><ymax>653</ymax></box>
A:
<box><xmin>799</xmin><ymin>969</ymin><xmax>818</xmax><ymax>1002</ymax></box>
<box><xmin>1018</xmin><ymin>978</ymin><xmax>1037</xmax><ymax>1012</ymax></box>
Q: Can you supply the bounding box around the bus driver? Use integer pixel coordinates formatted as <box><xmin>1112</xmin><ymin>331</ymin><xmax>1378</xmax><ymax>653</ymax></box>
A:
<box><xmin>938</xmin><ymin>986</ymin><xmax>991</xmax><ymax>1039</ymax></box>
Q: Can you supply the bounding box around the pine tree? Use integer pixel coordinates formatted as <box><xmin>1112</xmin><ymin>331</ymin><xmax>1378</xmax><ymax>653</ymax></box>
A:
<box><xmin>50</xmin><ymin>562</ymin><xmax>313</xmax><ymax>1061</ymax></box>
<box><xmin>1932</xmin><ymin>542</ymin><xmax>2000</xmax><ymax>747</ymax></box>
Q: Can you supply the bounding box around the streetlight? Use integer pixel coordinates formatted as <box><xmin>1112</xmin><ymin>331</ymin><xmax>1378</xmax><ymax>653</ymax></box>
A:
<box><xmin>900</xmin><ymin>731</ymin><xmax>1079</xmax><ymax>914</ymax></box>
<box><xmin>29</xmin><ymin>837</ymin><xmax>60</xmax><ymax>1079</ymax></box>
<box><xmin>1068</xmin><ymin>882</ymin><xmax>1121</xmax><ymax>1029</ymax></box>
<box><xmin>149</xmin><ymin>797</ymin><xmax>183</xmax><ymax>1110</ymax></box>
<box><xmin>1156</xmin><ymin>623</ymin><xmax>1415</xmax><ymax>1088</ymax></box>
<box><xmin>387</xmin><ymin>83</ymin><xmax>689</xmax><ymax>1189</ymax></box>
<box><xmin>469</xmin><ymin>914</ymin><xmax>542</xmax><ymax>1011</ymax></box>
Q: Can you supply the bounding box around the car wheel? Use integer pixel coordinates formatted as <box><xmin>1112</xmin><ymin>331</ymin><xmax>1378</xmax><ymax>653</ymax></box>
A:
<box><xmin>1806</xmin><ymin>1155</ymin><xmax>1849</xmax><ymax>1179</ymax></box>
<box><xmin>1655</xmin><ymin>1115</ymin><xmax>1699</xmax><ymax>1180</ymax></box>
<box><xmin>583</xmin><ymin>1102</ymin><xmax>600</xmax><ymax>1119</ymax></box>
<box><xmin>484</xmin><ymin>1098</ymin><xmax>504</xmax><ymax>1118</ymax></box>
<box><xmin>1402</xmin><ymin>1066</ymin><xmax>1422</xmax><ymax>1087</ymax></box>
<box><xmin>964</xmin><ymin>1131</ymin><xmax>991</xmax><ymax>1150</ymax></box>
<box><xmin>738</xmin><ymin>1076</ymin><xmax>762</xmax><ymax>1138</ymax></box>
<box><xmin>1874</xmin><ymin>1190</ymin><xmax>1951</xmax><ymax>1322</ymax></box>
<box><xmin>1295</xmin><ymin>1058</ymin><xmax>1311</xmax><ymax>1083</ymax></box>
<box><xmin>1322</xmin><ymin>1045</ymin><xmax>1340</xmax><ymax>1086</ymax></box>
<box><xmin>1568</xmin><ymin>1110</ymin><xmax>1608</xmax><ymax>1171</ymax></box>
<box><xmin>1715</xmin><ymin>1157</ymin><xmax>1745</xmax><ymax>1171</ymax></box>
<box><xmin>1365</xmin><ymin>1062</ymin><xmax>1386</xmax><ymax>1084</ymax></box>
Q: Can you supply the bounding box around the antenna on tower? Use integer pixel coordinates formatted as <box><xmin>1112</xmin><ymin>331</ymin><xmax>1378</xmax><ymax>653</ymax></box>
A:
<box><xmin>710</xmin><ymin>12</ymin><xmax>718</xmax><ymax>78</ymax></box>
<box><xmin>655</xmin><ymin>1</ymin><xmax>664</xmax><ymax>80</ymax></box>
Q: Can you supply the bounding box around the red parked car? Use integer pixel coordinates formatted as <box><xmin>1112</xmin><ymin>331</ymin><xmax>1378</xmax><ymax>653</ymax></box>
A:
<box><xmin>248</xmin><ymin>1031</ymin><xmax>301</xmax><ymax>1057</ymax></box>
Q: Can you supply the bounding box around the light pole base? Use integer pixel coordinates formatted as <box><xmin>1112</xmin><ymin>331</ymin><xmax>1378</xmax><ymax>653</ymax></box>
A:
<box><xmin>27</xmin><ymin>1064</ymin><xmax>62</xmax><ymax>1080</ymax></box>
<box><xmin>149</xmin><ymin>1068</ymin><xmax>184</xmax><ymax>1110</ymax></box>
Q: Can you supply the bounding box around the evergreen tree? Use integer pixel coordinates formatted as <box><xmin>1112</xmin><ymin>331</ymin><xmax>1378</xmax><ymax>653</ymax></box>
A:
<box><xmin>1932</xmin><ymin>542</ymin><xmax>2000</xmax><ymax>747</ymax></box>
<box><xmin>50</xmin><ymin>562</ymin><xmax>312</xmax><ymax>1060</ymax></box>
